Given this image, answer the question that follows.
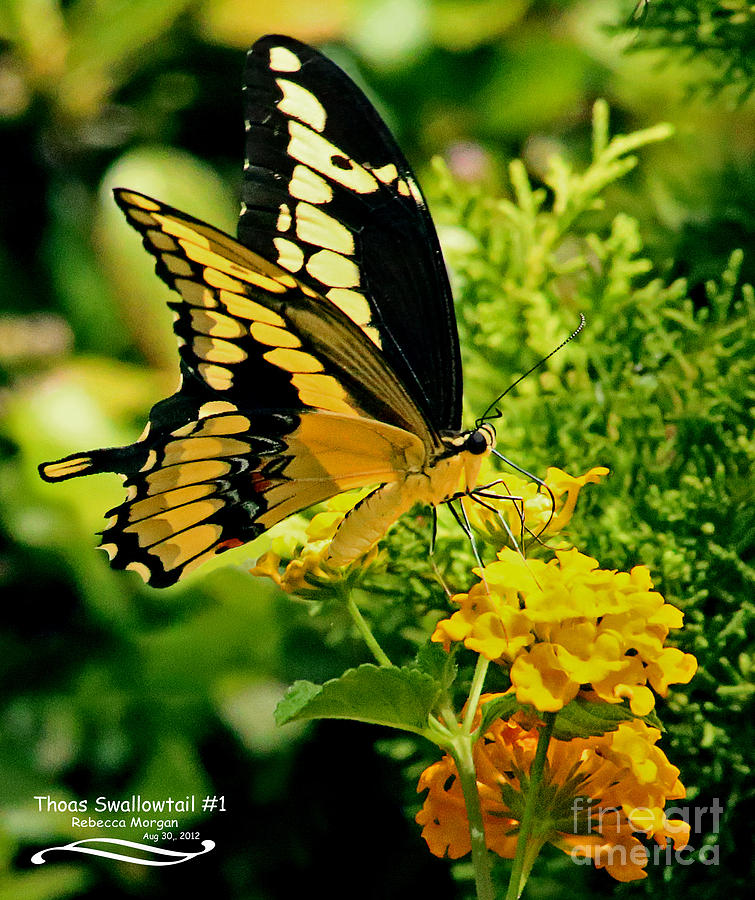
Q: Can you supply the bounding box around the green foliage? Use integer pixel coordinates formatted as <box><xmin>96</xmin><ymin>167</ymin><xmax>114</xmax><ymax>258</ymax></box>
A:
<box><xmin>275</xmin><ymin>665</ymin><xmax>442</xmax><ymax>733</ymax></box>
<box><xmin>427</xmin><ymin>99</ymin><xmax>753</xmax><ymax>894</ymax></box>
<box><xmin>625</xmin><ymin>1</ymin><xmax>755</xmax><ymax>100</ymax></box>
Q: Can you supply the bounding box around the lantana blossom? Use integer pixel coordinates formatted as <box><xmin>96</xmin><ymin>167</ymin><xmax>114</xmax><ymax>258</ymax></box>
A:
<box><xmin>465</xmin><ymin>465</ymin><xmax>609</xmax><ymax>547</ymax></box>
<box><xmin>416</xmin><ymin>710</ymin><xmax>691</xmax><ymax>882</ymax></box>
<box><xmin>250</xmin><ymin>489</ymin><xmax>377</xmax><ymax>594</ymax></box>
<box><xmin>432</xmin><ymin>548</ymin><xmax>696</xmax><ymax>713</ymax></box>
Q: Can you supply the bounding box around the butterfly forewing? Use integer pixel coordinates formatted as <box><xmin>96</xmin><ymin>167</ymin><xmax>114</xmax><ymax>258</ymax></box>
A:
<box><xmin>241</xmin><ymin>35</ymin><xmax>462</xmax><ymax>433</ymax></box>
<box><xmin>114</xmin><ymin>189</ymin><xmax>434</xmax><ymax>443</ymax></box>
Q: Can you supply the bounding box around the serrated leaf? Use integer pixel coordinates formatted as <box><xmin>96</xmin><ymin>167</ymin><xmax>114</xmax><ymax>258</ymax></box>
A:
<box><xmin>413</xmin><ymin>642</ymin><xmax>458</xmax><ymax>691</ymax></box>
<box><xmin>551</xmin><ymin>697</ymin><xmax>635</xmax><ymax>741</ymax></box>
<box><xmin>275</xmin><ymin>665</ymin><xmax>441</xmax><ymax>734</ymax></box>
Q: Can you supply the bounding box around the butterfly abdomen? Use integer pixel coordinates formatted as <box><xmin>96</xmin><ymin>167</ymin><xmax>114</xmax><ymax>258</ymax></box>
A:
<box><xmin>326</xmin><ymin>445</ymin><xmax>488</xmax><ymax>567</ymax></box>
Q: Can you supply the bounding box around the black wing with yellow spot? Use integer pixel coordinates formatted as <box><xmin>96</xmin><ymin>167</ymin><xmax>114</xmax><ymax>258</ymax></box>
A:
<box><xmin>241</xmin><ymin>35</ymin><xmax>462</xmax><ymax>433</ymax></box>
<box><xmin>112</xmin><ymin>189</ymin><xmax>434</xmax><ymax>443</ymax></box>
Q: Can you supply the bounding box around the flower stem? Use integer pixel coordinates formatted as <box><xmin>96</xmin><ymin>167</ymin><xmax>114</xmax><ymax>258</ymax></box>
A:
<box><xmin>463</xmin><ymin>655</ymin><xmax>490</xmax><ymax>734</ymax></box>
<box><xmin>345</xmin><ymin>591</ymin><xmax>393</xmax><ymax>667</ymax></box>
<box><xmin>453</xmin><ymin>738</ymin><xmax>495</xmax><ymax>900</ymax></box>
<box><xmin>504</xmin><ymin>711</ymin><xmax>556</xmax><ymax>900</ymax></box>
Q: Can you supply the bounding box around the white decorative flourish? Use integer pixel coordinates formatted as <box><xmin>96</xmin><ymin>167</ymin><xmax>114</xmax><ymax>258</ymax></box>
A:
<box><xmin>31</xmin><ymin>838</ymin><xmax>215</xmax><ymax>867</ymax></box>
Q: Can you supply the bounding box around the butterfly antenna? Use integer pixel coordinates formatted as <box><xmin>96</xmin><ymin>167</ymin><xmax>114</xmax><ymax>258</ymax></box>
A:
<box><xmin>476</xmin><ymin>313</ymin><xmax>586</xmax><ymax>428</ymax></box>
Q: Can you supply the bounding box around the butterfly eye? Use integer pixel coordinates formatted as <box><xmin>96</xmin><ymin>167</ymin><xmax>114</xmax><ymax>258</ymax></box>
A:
<box><xmin>465</xmin><ymin>429</ymin><xmax>490</xmax><ymax>455</ymax></box>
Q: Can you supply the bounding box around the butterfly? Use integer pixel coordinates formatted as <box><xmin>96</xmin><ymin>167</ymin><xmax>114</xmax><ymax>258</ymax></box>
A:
<box><xmin>38</xmin><ymin>34</ymin><xmax>496</xmax><ymax>588</ymax></box>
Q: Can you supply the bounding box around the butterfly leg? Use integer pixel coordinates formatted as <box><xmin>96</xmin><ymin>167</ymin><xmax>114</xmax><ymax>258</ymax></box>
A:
<box><xmin>428</xmin><ymin>506</ymin><xmax>455</xmax><ymax>599</ymax></box>
<box><xmin>446</xmin><ymin>498</ymin><xmax>489</xmax><ymax>590</ymax></box>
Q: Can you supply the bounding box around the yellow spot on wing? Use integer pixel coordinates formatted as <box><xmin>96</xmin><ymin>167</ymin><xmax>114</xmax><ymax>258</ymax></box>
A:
<box><xmin>139</xmin><ymin>450</ymin><xmax>157</xmax><ymax>472</ymax></box>
<box><xmin>203</xmin><ymin>270</ymin><xmax>246</xmax><ymax>293</ymax></box>
<box><xmin>296</xmin><ymin>202</ymin><xmax>354</xmax><ymax>255</ymax></box>
<box><xmin>276</xmin><ymin>203</ymin><xmax>292</xmax><ymax>231</ymax></box>
<box><xmin>372</xmin><ymin>163</ymin><xmax>399</xmax><ymax>183</ymax></box>
<box><xmin>287</xmin><ymin>121</ymin><xmax>379</xmax><ymax>194</ymax></box>
<box><xmin>149</xmin><ymin>523</ymin><xmax>223</xmax><ymax>571</ymax></box>
<box><xmin>275</xmin><ymin>78</ymin><xmax>327</xmax><ymax>132</ymax></box>
<box><xmin>128</xmin><ymin>209</ymin><xmax>156</xmax><ymax>226</ymax></box>
<box><xmin>125</xmin><ymin>498</ymin><xmax>225</xmax><ymax>547</ymax></box>
<box><xmin>250</xmin><ymin>322</ymin><xmax>301</xmax><ymax>348</ymax></box>
<box><xmin>175</xmin><ymin>278</ymin><xmax>217</xmax><ymax>308</ymax></box>
<box><xmin>269</xmin><ymin>45</ymin><xmax>301</xmax><ymax>73</ymax></box>
<box><xmin>163</xmin><ymin>436</ymin><xmax>249</xmax><ymax>465</ymax></box>
<box><xmin>121</xmin><ymin>192</ymin><xmax>161</xmax><ymax>211</ymax></box>
<box><xmin>326</xmin><ymin>288</ymin><xmax>371</xmax><ymax>325</ymax></box>
<box><xmin>163</xmin><ymin>255</ymin><xmax>193</xmax><ymax>276</ymax></box>
<box><xmin>199</xmin><ymin>400</ymin><xmax>238</xmax><ymax>418</ymax></box>
<box><xmin>152</xmin><ymin>214</ymin><xmax>212</xmax><ymax>248</ymax></box>
<box><xmin>209</xmin><ymin>267</ymin><xmax>287</xmax><ymax>295</ymax></box>
<box><xmin>219</xmin><ymin>291</ymin><xmax>286</xmax><ymax>327</ymax></box>
<box><xmin>291</xmin><ymin>373</ymin><xmax>355</xmax><ymax>414</ymax></box>
<box><xmin>193</xmin><ymin>336</ymin><xmax>247</xmax><ymax>364</ymax></box>
<box><xmin>190</xmin><ymin>309</ymin><xmax>247</xmax><ymax>339</ymax></box>
<box><xmin>128</xmin><ymin>484</ymin><xmax>216</xmax><ymax>522</ymax></box>
<box><xmin>263</xmin><ymin>347</ymin><xmax>324</xmax><ymax>373</ymax></box>
<box><xmin>146</xmin><ymin>459</ymin><xmax>231</xmax><ymax>494</ymax></box>
<box><xmin>194</xmin><ymin>414</ymin><xmax>250</xmax><ymax>436</ymax></box>
<box><xmin>198</xmin><ymin>363</ymin><xmax>234</xmax><ymax>390</ymax></box>
<box><xmin>273</xmin><ymin>237</ymin><xmax>305</xmax><ymax>273</ymax></box>
<box><xmin>305</xmin><ymin>249</ymin><xmax>360</xmax><ymax>289</ymax></box>
<box><xmin>41</xmin><ymin>457</ymin><xmax>92</xmax><ymax>479</ymax></box>
<box><xmin>126</xmin><ymin>561</ymin><xmax>152</xmax><ymax>582</ymax></box>
<box><xmin>290</xmin><ymin>164</ymin><xmax>333</xmax><ymax>204</ymax></box>
<box><xmin>147</xmin><ymin>229</ymin><xmax>179</xmax><ymax>251</ymax></box>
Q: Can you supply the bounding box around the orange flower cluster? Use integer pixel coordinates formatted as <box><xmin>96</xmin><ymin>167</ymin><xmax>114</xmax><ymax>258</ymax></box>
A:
<box><xmin>417</xmin><ymin>712</ymin><xmax>691</xmax><ymax>881</ymax></box>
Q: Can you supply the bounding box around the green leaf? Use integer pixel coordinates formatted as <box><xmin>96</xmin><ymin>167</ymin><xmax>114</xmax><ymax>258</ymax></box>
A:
<box><xmin>413</xmin><ymin>641</ymin><xmax>458</xmax><ymax>692</ymax></box>
<box><xmin>478</xmin><ymin>693</ymin><xmax>520</xmax><ymax>735</ymax></box>
<box><xmin>274</xmin><ymin>664</ymin><xmax>441</xmax><ymax>734</ymax></box>
<box><xmin>550</xmin><ymin>697</ymin><xmax>635</xmax><ymax>741</ymax></box>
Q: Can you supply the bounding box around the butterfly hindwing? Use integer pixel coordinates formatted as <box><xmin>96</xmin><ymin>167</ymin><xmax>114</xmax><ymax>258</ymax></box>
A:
<box><xmin>241</xmin><ymin>35</ymin><xmax>462</xmax><ymax>433</ymax></box>
<box><xmin>44</xmin><ymin>399</ymin><xmax>425</xmax><ymax>587</ymax></box>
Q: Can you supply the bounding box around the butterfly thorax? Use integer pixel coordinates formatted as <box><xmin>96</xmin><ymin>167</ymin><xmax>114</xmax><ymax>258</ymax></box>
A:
<box><xmin>326</xmin><ymin>423</ymin><xmax>495</xmax><ymax>567</ymax></box>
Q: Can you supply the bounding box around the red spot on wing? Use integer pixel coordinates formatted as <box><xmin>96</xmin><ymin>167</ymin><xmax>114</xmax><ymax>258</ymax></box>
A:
<box><xmin>217</xmin><ymin>537</ymin><xmax>244</xmax><ymax>553</ymax></box>
<box><xmin>251</xmin><ymin>471</ymin><xmax>272</xmax><ymax>492</ymax></box>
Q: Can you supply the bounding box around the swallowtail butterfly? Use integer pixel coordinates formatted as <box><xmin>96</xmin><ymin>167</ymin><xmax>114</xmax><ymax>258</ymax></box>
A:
<box><xmin>39</xmin><ymin>35</ymin><xmax>496</xmax><ymax>587</ymax></box>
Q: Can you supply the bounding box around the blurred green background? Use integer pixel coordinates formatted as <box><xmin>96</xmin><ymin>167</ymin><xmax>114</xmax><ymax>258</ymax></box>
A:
<box><xmin>1</xmin><ymin>1</ymin><xmax>753</xmax><ymax>898</ymax></box>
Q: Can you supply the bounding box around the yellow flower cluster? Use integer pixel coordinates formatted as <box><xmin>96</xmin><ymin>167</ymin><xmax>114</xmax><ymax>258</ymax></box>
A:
<box><xmin>433</xmin><ymin>548</ymin><xmax>697</xmax><ymax>713</ymax></box>
<box><xmin>417</xmin><ymin>711</ymin><xmax>691</xmax><ymax>881</ymax></box>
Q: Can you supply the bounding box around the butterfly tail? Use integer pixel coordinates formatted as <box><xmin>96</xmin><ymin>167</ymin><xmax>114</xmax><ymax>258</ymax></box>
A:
<box><xmin>38</xmin><ymin>446</ymin><xmax>134</xmax><ymax>483</ymax></box>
